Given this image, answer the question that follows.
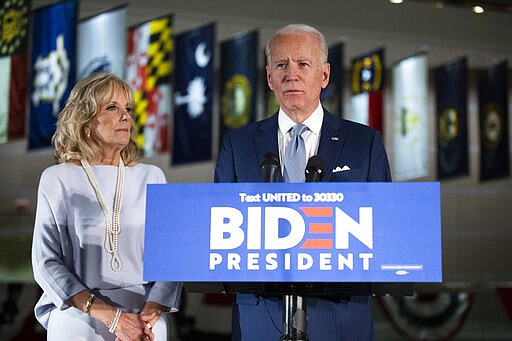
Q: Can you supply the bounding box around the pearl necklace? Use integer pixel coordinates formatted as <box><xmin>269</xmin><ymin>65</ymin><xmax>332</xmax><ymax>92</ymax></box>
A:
<box><xmin>81</xmin><ymin>158</ymin><xmax>125</xmax><ymax>271</ymax></box>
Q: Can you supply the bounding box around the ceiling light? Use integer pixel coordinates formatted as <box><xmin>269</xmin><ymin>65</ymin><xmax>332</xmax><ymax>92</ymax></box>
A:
<box><xmin>472</xmin><ymin>5</ymin><xmax>485</xmax><ymax>13</ymax></box>
<box><xmin>389</xmin><ymin>0</ymin><xmax>404</xmax><ymax>4</ymax></box>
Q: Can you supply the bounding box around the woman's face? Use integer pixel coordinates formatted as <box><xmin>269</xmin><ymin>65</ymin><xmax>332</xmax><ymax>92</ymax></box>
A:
<box><xmin>89</xmin><ymin>88</ymin><xmax>133</xmax><ymax>155</ymax></box>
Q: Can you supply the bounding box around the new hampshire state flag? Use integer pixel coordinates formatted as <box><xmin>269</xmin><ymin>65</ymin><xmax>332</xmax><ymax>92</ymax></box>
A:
<box><xmin>219</xmin><ymin>30</ymin><xmax>258</xmax><ymax>146</ymax></box>
<box><xmin>172</xmin><ymin>23</ymin><xmax>214</xmax><ymax>165</ymax></box>
<box><xmin>29</xmin><ymin>0</ymin><xmax>77</xmax><ymax>149</ymax></box>
<box><xmin>434</xmin><ymin>57</ymin><xmax>469</xmax><ymax>180</ymax></box>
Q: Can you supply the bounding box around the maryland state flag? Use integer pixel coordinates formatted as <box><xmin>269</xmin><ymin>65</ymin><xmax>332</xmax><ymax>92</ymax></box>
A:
<box><xmin>126</xmin><ymin>14</ymin><xmax>173</xmax><ymax>156</ymax></box>
<box><xmin>350</xmin><ymin>48</ymin><xmax>384</xmax><ymax>134</ymax></box>
<box><xmin>321</xmin><ymin>41</ymin><xmax>344</xmax><ymax>118</ymax></box>
<box><xmin>29</xmin><ymin>0</ymin><xmax>77</xmax><ymax>149</ymax></box>
<box><xmin>0</xmin><ymin>0</ymin><xmax>30</xmax><ymax>143</ymax></box>
<box><xmin>478</xmin><ymin>60</ymin><xmax>510</xmax><ymax>181</ymax></box>
<box><xmin>219</xmin><ymin>30</ymin><xmax>258</xmax><ymax>146</ymax></box>
<box><xmin>434</xmin><ymin>57</ymin><xmax>469</xmax><ymax>180</ymax></box>
<box><xmin>78</xmin><ymin>5</ymin><xmax>126</xmax><ymax>80</ymax></box>
<box><xmin>172</xmin><ymin>23</ymin><xmax>215</xmax><ymax>165</ymax></box>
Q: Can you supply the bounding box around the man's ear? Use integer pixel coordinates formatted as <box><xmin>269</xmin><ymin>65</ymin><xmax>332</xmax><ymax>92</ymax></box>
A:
<box><xmin>322</xmin><ymin>63</ymin><xmax>331</xmax><ymax>89</ymax></box>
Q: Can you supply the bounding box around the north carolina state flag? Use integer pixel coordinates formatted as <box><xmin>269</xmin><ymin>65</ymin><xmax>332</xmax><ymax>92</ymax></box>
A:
<box><xmin>350</xmin><ymin>48</ymin><xmax>384</xmax><ymax>134</ymax></box>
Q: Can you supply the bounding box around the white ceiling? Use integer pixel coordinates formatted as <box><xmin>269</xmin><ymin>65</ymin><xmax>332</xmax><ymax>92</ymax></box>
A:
<box><xmin>31</xmin><ymin>0</ymin><xmax>512</xmax><ymax>68</ymax></box>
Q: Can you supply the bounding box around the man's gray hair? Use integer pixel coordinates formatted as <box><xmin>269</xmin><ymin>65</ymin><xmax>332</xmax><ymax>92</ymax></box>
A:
<box><xmin>265</xmin><ymin>24</ymin><xmax>329</xmax><ymax>65</ymax></box>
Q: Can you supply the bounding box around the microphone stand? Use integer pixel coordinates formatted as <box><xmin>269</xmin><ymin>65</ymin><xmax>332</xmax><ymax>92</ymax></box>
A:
<box><xmin>281</xmin><ymin>292</ymin><xmax>308</xmax><ymax>341</ymax></box>
<box><xmin>260</xmin><ymin>153</ymin><xmax>306</xmax><ymax>339</ymax></box>
<box><xmin>280</xmin><ymin>156</ymin><xmax>324</xmax><ymax>340</ymax></box>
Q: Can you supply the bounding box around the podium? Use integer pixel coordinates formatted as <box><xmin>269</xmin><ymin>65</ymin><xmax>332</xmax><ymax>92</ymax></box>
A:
<box><xmin>144</xmin><ymin>182</ymin><xmax>441</xmax><ymax>339</ymax></box>
<box><xmin>183</xmin><ymin>281</ymin><xmax>414</xmax><ymax>296</ymax></box>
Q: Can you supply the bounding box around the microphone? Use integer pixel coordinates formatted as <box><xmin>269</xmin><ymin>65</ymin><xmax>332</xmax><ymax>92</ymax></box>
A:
<box><xmin>305</xmin><ymin>155</ymin><xmax>325</xmax><ymax>182</ymax></box>
<box><xmin>261</xmin><ymin>152</ymin><xmax>280</xmax><ymax>182</ymax></box>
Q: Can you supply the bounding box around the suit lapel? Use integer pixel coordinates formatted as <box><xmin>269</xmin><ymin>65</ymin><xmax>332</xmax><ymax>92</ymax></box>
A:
<box><xmin>317</xmin><ymin>110</ymin><xmax>346</xmax><ymax>182</ymax></box>
<box><xmin>255</xmin><ymin>114</ymin><xmax>283</xmax><ymax>182</ymax></box>
<box><xmin>254</xmin><ymin>111</ymin><xmax>344</xmax><ymax>182</ymax></box>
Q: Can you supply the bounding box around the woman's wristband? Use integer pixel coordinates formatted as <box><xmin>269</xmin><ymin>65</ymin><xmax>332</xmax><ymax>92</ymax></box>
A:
<box><xmin>84</xmin><ymin>293</ymin><xmax>95</xmax><ymax>315</ymax></box>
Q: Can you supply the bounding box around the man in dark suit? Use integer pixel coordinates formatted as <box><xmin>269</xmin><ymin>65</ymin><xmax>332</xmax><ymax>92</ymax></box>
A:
<box><xmin>215</xmin><ymin>23</ymin><xmax>391</xmax><ymax>341</ymax></box>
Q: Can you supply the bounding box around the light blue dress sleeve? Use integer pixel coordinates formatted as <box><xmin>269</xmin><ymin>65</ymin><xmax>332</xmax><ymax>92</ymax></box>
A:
<box><xmin>32</xmin><ymin>166</ymin><xmax>88</xmax><ymax>327</ymax></box>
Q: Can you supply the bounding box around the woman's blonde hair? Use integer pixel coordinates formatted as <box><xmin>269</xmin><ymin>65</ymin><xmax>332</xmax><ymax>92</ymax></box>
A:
<box><xmin>52</xmin><ymin>72</ymin><xmax>139</xmax><ymax>164</ymax></box>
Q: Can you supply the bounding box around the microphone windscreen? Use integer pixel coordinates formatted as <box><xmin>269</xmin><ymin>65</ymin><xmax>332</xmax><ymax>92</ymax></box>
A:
<box><xmin>305</xmin><ymin>155</ymin><xmax>325</xmax><ymax>182</ymax></box>
<box><xmin>306</xmin><ymin>155</ymin><xmax>325</xmax><ymax>172</ymax></box>
<box><xmin>261</xmin><ymin>152</ymin><xmax>280</xmax><ymax>182</ymax></box>
<box><xmin>261</xmin><ymin>152</ymin><xmax>279</xmax><ymax>168</ymax></box>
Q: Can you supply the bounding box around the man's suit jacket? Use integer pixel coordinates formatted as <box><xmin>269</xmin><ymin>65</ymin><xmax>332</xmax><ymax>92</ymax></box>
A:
<box><xmin>215</xmin><ymin>108</ymin><xmax>391</xmax><ymax>183</ymax></box>
<box><xmin>214</xmin><ymin>109</ymin><xmax>390</xmax><ymax>340</ymax></box>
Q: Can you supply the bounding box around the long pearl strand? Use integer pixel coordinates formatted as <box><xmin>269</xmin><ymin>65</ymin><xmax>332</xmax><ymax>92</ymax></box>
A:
<box><xmin>81</xmin><ymin>158</ymin><xmax>125</xmax><ymax>271</ymax></box>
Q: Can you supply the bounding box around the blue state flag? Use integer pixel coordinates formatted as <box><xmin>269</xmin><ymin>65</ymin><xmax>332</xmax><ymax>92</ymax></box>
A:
<box><xmin>219</xmin><ymin>30</ymin><xmax>258</xmax><ymax>147</ymax></box>
<box><xmin>29</xmin><ymin>0</ymin><xmax>77</xmax><ymax>149</ymax></box>
<box><xmin>172</xmin><ymin>23</ymin><xmax>215</xmax><ymax>165</ymax></box>
<box><xmin>434</xmin><ymin>57</ymin><xmax>469</xmax><ymax>180</ymax></box>
<box><xmin>478</xmin><ymin>60</ymin><xmax>510</xmax><ymax>181</ymax></box>
<box><xmin>321</xmin><ymin>41</ymin><xmax>344</xmax><ymax>118</ymax></box>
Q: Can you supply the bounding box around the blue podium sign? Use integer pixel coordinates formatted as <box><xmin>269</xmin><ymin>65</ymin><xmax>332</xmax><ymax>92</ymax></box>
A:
<box><xmin>144</xmin><ymin>182</ymin><xmax>441</xmax><ymax>283</ymax></box>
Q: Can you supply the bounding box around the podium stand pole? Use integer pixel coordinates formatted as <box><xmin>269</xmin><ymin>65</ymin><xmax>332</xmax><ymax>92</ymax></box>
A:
<box><xmin>280</xmin><ymin>294</ymin><xmax>308</xmax><ymax>341</ymax></box>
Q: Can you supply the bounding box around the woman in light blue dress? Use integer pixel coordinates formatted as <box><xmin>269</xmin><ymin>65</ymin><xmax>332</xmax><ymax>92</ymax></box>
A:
<box><xmin>32</xmin><ymin>73</ymin><xmax>182</xmax><ymax>340</ymax></box>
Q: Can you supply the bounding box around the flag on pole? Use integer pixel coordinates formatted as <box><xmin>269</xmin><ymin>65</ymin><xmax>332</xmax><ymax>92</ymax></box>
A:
<box><xmin>392</xmin><ymin>53</ymin><xmax>429</xmax><ymax>181</ymax></box>
<box><xmin>434</xmin><ymin>57</ymin><xmax>469</xmax><ymax>180</ymax></box>
<box><xmin>29</xmin><ymin>0</ymin><xmax>77</xmax><ymax>149</ymax></box>
<box><xmin>126</xmin><ymin>14</ymin><xmax>173</xmax><ymax>156</ymax></box>
<box><xmin>219</xmin><ymin>30</ymin><xmax>258</xmax><ymax>145</ymax></box>
<box><xmin>350</xmin><ymin>48</ymin><xmax>384</xmax><ymax>134</ymax></box>
<box><xmin>0</xmin><ymin>0</ymin><xmax>30</xmax><ymax>143</ymax></box>
<box><xmin>77</xmin><ymin>5</ymin><xmax>126</xmax><ymax>80</ymax></box>
<box><xmin>321</xmin><ymin>41</ymin><xmax>344</xmax><ymax>118</ymax></box>
<box><xmin>172</xmin><ymin>23</ymin><xmax>215</xmax><ymax>165</ymax></box>
<box><xmin>478</xmin><ymin>60</ymin><xmax>509</xmax><ymax>181</ymax></box>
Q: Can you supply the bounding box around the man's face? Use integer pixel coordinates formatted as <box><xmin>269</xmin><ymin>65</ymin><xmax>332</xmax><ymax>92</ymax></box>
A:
<box><xmin>266</xmin><ymin>32</ymin><xmax>330</xmax><ymax>118</ymax></box>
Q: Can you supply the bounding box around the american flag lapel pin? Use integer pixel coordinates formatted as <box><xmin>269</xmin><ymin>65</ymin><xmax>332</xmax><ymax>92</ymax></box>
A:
<box><xmin>331</xmin><ymin>136</ymin><xmax>339</xmax><ymax>141</ymax></box>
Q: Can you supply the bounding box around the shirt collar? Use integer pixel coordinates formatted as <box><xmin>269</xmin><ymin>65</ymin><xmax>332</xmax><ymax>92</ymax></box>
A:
<box><xmin>278</xmin><ymin>102</ymin><xmax>324</xmax><ymax>136</ymax></box>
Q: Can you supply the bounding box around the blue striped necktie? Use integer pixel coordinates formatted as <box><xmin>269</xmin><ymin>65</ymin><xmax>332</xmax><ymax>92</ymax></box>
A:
<box><xmin>283</xmin><ymin>124</ymin><xmax>308</xmax><ymax>182</ymax></box>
